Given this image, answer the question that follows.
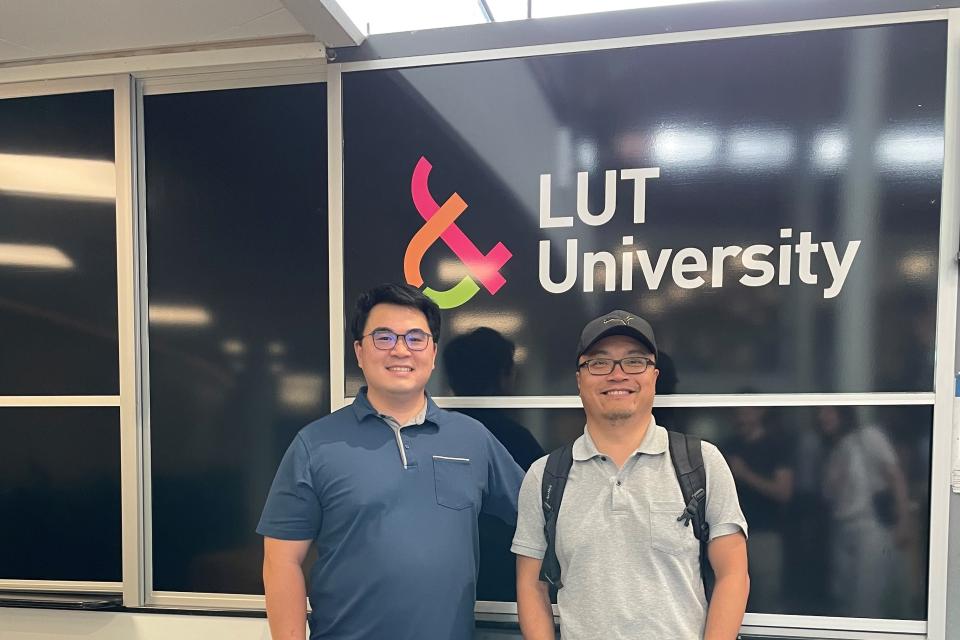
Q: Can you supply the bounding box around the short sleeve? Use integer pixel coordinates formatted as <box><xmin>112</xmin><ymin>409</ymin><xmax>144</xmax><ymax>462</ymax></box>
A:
<box><xmin>702</xmin><ymin>442</ymin><xmax>749</xmax><ymax>541</ymax></box>
<box><xmin>256</xmin><ymin>433</ymin><xmax>322</xmax><ymax>540</ymax></box>
<box><xmin>510</xmin><ymin>456</ymin><xmax>549</xmax><ymax>559</ymax></box>
<box><xmin>481</xmin><ymin>430</ymin><xmax>525</xmax><ymax>525</ymax></box>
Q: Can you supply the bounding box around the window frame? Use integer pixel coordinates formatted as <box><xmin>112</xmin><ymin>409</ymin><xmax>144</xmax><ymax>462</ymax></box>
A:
<box><xmin>0</xmin><ymin>7</ymin><xmax>955</xmax><ymax>640</ymax></box>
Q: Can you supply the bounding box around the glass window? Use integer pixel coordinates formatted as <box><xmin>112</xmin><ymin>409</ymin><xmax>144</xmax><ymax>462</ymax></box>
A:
<box><xmin>342</xmin><ymin>22</ymin><xmax>945</xmax><ymax>396</ymax></box>
<box><xmin>0</xmin><ymin>90</ymin><xmax>118</xmax><ymax>395</ymax></box>
<box><xmin>463</xmin><ymin>404</ymin><xmax>930</xmax><ymax>620</ymax></box>
<box><xmin>0</xmin><ymin>407</ymin><xmax>121</xmax><ymax>582</ymax></box>
<box><xmin>144</xmin><ymin>84</ymin><xmax>329</xmax><ymax>594</ymax></box>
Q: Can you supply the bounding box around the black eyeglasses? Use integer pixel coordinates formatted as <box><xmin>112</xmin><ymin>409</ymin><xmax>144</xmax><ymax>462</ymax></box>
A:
<box><xmin>363</xmin><ymin>329</ymin><xmax>433</xmax><ymax>351</ymax></box>
<box><xmin>577</xmin><ymin>356</ymin><xmax>656</xmax><ymax>376</ymax></box>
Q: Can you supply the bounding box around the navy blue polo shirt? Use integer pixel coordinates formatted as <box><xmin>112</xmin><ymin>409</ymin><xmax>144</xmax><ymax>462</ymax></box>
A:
<box><xmin>257</xmin><ymin>388</ymin><xmax>525</xmax><ymax>640</ymax></box>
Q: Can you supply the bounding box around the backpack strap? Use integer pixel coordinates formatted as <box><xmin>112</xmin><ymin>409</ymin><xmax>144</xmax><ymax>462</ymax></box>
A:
<box><xmin>539</xmin><ymin>443</ymin><xmax>574</xmax><ymax>589</ymax></box>
<box><xmin>667</xmin><ymin>430</ymin><xmax>715</xmax><ymax>601</ymax></box>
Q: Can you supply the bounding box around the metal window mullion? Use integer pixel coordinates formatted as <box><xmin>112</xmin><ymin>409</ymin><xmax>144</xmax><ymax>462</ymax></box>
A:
<box><xmin>114</xmin><ymin>74</ymin><xmax>146</xmax><ymax>608</ymax></box>
<box><xmin>0</xmin><ymin>396</ymin><xmax>121</xmax><ymax>407</ymax></box>
<box><xmin>362</xmin><ymin>393</ymin><xmax>936</xmax><ymax>410</ymax></box>
<box><xmin>328</xmin><ymin>64</ymin><xmax>348</xmax><ymax>413</ymax></box>
<box><xmin>0</xmin><ymin>42</ymin><xmax>326</xmax><ymax>86</ymax></box>
<box><xmin>925</xmin><ymin>10</ymin><xmax>960</xmax><ymax>640</ymax></box>
<box><xmin>0</xmin><ymin>580</ymin><xmax>122</xmax><ymax>593</ymax></box>
<box><xmin>338</xmin><ymin>9</ymin><xmax>949</xmax><ymax>73</ymax></box>
<box><xmin>0</xmin><ymin>76</ymin><xmax>116</xmax><ymax>99</ymax></box>
<box><xmin>134</xmin><ymin>76</ymin><xmax>156</xmax><ymax>609</ymax></box>
<box><xmin>139</xmin><ymin>63</ymin><xmax>327</xmax><ymax>96</ymax></box>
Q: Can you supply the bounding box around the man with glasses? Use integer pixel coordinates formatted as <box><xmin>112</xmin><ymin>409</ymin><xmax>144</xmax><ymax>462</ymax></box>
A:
<box><xmin>258</xmin><ymin>283</ymin><xmax>524</xmax><ymax>640</ymax></box>
<box><xmin>512</xmin><ymin>310</ymin><xmax>749</xmax><ymax>639</ymax></box>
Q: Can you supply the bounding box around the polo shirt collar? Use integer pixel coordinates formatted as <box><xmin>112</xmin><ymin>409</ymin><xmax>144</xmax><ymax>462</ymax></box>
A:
<box><xmin>351</xmin><ymin>386</ymin><xmax>443</xmax><ymax>425</ymax></box>
<box><xmin>572</xmin><ymin>416</ymin><xmax>668</xmax><ymax>461</ymax></box>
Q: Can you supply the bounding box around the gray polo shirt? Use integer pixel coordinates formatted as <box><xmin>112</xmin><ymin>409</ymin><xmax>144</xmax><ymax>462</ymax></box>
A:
<box><xmin>512</xmin><ymin>419</ymin><xmax>747</xmax><ymax>640</ymax></box>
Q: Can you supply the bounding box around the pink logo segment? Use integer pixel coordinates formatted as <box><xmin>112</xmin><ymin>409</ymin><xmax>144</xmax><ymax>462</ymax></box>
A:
<box><xmin>410</xmin><ymin>156</ymin><xmax>512</xmax><ymax>294</ymax></box>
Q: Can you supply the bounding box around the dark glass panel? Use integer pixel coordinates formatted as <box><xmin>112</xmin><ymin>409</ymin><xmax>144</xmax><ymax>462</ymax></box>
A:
<box><xmin>466</xmin><ymin>404</ymin><xmax>930</xmax><ymax>620</ymax></box>
<box><xmin>144</xmin><ymin>84</ymin><xmax>329</xmax><ymax>594</ymax></box>
<box><xmin>0</xmin><ymin>90</ymin><xmax>118</xmax><ymax>394</ymax></box>
<box><xmin>342</xmin><ymin>22</ymin><xmax>945</xmax><ymax>396</ymax></box>
<box><xmin>0</xmin><ymin>407</ymin><xmax>121</xmax><ymax>581</ymax></box>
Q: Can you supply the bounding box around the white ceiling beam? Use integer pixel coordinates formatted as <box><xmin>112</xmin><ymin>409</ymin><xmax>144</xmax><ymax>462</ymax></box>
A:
<box><xmin>281</xmin><ymin>0</ymin><xmax>365</xmax><ymax>48</ymax></box>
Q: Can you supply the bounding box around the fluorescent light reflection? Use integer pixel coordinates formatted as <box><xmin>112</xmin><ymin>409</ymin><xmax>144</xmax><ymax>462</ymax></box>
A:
<box><xmin>0</xmin><ymin>153</ymin><xmax>115</xmax><ymax>201</ymax></box>
<box><xmin>222</xmin><ymin>339</ymin><xmax>246</xmax><ymax>356</ymax></box>
<box><xmin>451</xmin><ymin>312</ymin><xmax>524</xmax><ymax>335</ymax></box>
<box><xmin>811</xmin><ymin>129</ymin><xmax>848</xmax><ymax>171</ymax></box>
<box><xmin>279</xmin><ymin>373</ymin><xmax>325</xmax><ymax>412</ymax></box>
<box><xmin>898</xmin><ymin>251</ymin><xmax>935</xmax><ymax>279</ymax></box>
<box><xmin>0</xmin><ymin>243</ymin><xmax>74</xmax><ymax>269</ymax></box>
<box><xmin>876</xmin><ymin>128</ymin><xmax>943</xmax><ymax>171</ymax></box>
<box><xmin>652</xmin><ymin>127</ymin><xmax>719</xmax><ymax>167</ymax></box>
<box><xmin>149</xmin><ymin>304</ymin><xmax>213</xmax><ymax>327</ymax></box>
<box><xmin>726</xmin><ymin>128</ymin><xmax>795</xmax><ymax>170</ymax></box>
<box><xmin>438</xmin><ymin>258</ymin><xmax>471</xmax><ymax>283</ymax></box>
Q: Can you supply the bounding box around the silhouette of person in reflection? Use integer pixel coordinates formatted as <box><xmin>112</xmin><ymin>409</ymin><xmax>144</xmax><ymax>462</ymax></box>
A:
<box><xmin>818</xmin><ymin>406</ymin><xmax>912</xmax><ymax>618</ymax></box>
<box><xmin>443</xmin><ymin>327</ymin><xmax>544</xmax><ymax>602</ymax></box>
<box><xmin>725</xmin><ymin>401</ymin><xmax>793</xmax><ymax>614</ymax></box>
<box><xmin>651</xmin><ymin>350</ymin><xmax>680</xmax><ymax>429</ymax></box>
<box><xmin>443</xmin><ymin>328</ymin><xmax>544</xmax><ymax>470</ymax></box>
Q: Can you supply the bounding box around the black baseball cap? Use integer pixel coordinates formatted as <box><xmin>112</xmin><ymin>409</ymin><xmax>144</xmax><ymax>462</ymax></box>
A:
<box><xmin>576</xmin><ymin>310</ymin><xmax>658</xmax><ymax>364</ymax></box>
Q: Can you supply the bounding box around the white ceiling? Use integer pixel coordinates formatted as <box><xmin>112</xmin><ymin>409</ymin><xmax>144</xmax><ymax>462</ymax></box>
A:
<box><xmin>0</xmin><ymin>0</ymin><xmax>360</xmax><ymax>65</ymax></box>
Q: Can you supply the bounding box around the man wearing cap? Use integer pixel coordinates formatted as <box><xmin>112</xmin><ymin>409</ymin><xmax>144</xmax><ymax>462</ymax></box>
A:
<box><xmin>512</xmin><ymin>310</ymin><xmax>749</xmax><ymax>639</ymax></box>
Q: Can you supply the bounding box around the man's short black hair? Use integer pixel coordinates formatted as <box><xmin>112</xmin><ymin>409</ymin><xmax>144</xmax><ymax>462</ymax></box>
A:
<box><xmin>351</xmin><ymin>283</ymin><xmax>442</xmax><ymax>344</ymax></box>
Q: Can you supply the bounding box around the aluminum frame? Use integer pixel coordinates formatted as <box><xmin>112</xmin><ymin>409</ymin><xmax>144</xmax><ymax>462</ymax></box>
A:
<box><xmin>337</xmin><ymin>8</ymin><xmax>948</xmax><ymax>73</ymax></box>
<box><xmin>0</xmin><ymin>7</ymin><xmax>952</xmax><ymax>639</ymax></box>
<box><xmin>377</xmin><ymin>393</ymin><xmax>935</xmax><ymax>410</ymax></box>
<box><xmin>114</xmin><ymin>73</ymin><xmax>147</xmax><ymax>609</ymax></box>
<box><xmin>923</xmin><ymin>9</ymin><xmax>960</xmax><ymax>640</ymax></box>
<box><xmin>0</xmin><ymin>396</ymin><xmax>121</xmax><ymax>406</ymax></box>
<box><xmin>0</xmin><ymin>41</ymin><xmax>326</xmax><ymax>86</ymax></box>
<box><xmin>0</xmin><ymin>580</ymin><xmax>122</xmax><ymax>594</ymax></box>
<box><xmin>327</xmin><ymin>8</ymin><xmax>954</xmax><ymax>639</ymax></box>
<box><xmin>0</xmin><ymin>74</ymin><xmax>129</xmax><ymax>597</ymax></box>
<box><xmin>133</xmin><ymin>69</ymin><xmax>332</xmax><ymax>608</ymax></box>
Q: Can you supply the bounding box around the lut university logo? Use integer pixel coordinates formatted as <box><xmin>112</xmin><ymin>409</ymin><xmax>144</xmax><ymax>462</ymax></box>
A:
<box><xmin>403</xmin><ymin>156</ymin><xmax>512</xmax><ymax>308</ymax></box>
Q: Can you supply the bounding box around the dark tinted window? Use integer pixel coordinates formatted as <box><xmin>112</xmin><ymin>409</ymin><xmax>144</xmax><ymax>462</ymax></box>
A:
<box><xmin>342</xmin><ymin>22</ymin><xmax>945</xmax><ymax>396</ymax></box>
<box><xmin>0</xmin><ymin>90</ymin><xmax>118</xmax><ymax>394</ymax></box>
<box><xmin>465</xmin><ymin>404</ymin><xmax>930</xmax><ymax>620</ymax></box>
<box><xmin>144</xmin><ymin>84</ymin><xmax>329</xmax><ymax>594</ymax></box>
<box><xmin>0</xmin><ymin>407</ymin><xmax>121</xmax><ymax>581</ymax></box>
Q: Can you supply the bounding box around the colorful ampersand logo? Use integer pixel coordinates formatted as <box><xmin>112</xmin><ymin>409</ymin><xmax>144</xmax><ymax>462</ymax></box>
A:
<box><xmin>403</xmin><ymin>156</ymin><xmax>512</xmax><ymax>309</ymax></box>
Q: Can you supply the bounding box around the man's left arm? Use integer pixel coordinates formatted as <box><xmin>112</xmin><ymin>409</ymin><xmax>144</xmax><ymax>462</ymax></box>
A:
<box><xmin>705</xmin><ymin>532</ymin><xmax>749</xmax><ymax>640</ymax></box>
<box><xmin>702</xmin><ymin>442</ymin><xmax>750</xmax><ymax>640</ymax></box>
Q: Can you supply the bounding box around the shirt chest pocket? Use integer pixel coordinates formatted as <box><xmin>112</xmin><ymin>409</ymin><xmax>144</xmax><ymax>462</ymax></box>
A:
<box><xmin>649</xmin><ymin>501</ymin><xmax>701</xmax><ymax>556</ymax></box>
<box><xmin>433</xmin><ymin>456</ymin><xmax>475</xmax><ymax>510</ymax></box>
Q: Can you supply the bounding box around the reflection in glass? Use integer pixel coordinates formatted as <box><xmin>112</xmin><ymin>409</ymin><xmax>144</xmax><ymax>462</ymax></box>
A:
<box><xmin>0</xmin><ymin>90</ymin><xmax>118</xmax><ymax>395</ymax></box>
<box><xmin>467</xmin><ymin>404</ymin><xmax>930</xmax><ymax>619</ymax></box>
<box><xmin>443</xmin><ymin>328</ymin><xmax>545</xmax><ymax>601</ymax></box>
<box><xmin>144</xmin><ymin>84</ymin><xmax>329</xmax><ymax>594</ymax></box>
<box><xmin>342</xmin><ymin>22</ymin><xmax>944</xmax><ymax>396</ymax></box>
<box><xmin>0</xmin><ymin>407</ymin><xmax>121</xmax><ymax>582</ymax></box>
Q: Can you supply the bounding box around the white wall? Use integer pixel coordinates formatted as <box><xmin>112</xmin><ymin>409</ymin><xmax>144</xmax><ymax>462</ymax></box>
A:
<box><xmin>0</xmin><ymin>608</ymin><xmax>527</xmax><ymax>639</ymax></box>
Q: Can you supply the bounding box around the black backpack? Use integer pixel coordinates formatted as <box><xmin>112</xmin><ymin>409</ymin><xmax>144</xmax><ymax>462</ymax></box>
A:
<box><xmin>538</xmin><ymin>430</ymin><xmax>715</xmax><ymax>601</ymax></box>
